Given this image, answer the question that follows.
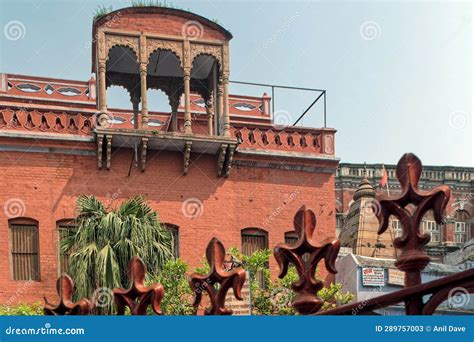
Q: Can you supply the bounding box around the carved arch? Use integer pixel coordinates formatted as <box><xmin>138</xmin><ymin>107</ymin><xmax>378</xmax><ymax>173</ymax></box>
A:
<box><xmin>147</xmin><ymin>39</ymin><xmax>184</xmax><ymax>68</ymax></box>
<box><xmin>191</xmin><ymin>51</ymin><xmax>222</xmax><ymax>67</ymax></box>
<box><xmin>105</xmin><ymin>37</ymin><xmax>140</xmax><ymax>63</ymax></box>
<box><xmin>190</xmin><ymin>44</ymin><xmax>223</xmax><ymax>71</ymax></box>
<box><xmin>104</xmin><ymin>83</ymin><xmax>136</xmax><ymax>102</ymax></box>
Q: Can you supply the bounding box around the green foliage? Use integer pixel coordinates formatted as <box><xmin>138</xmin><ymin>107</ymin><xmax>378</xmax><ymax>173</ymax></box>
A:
<box><xmin>131</xmin><ymin>0</ymin><xmax>185</xmax><ymax>10</ymax></box>
<box><xmin>250</xmin><ymin>266</ymin><xmax>297</xmax><ymax>315</ymax></box>
<box><xmin>227</xmin><ymin>247</ymin><xmax>353</xmax><ymax>315</ymax></box>
<box><xmin>226</xmin><ymin>247</ymin><xmax>295</xmax><ymax>315</ymax></box>
<box><xmin>152</xmin><ymin>259</ymin><xmax>195</xmax><ymax>315</ymax></box>
<box><xmin>193</xmin><ymin>256</ymin><xmax>210</xmax><ymax>275</ymax></box>
<box><xmin>93</xmin><ymin>1</ymin><xmax>188</xmax><ymax>20</ymax></box>
<box><xmin>93</xmin><ymin>5</ymin><xmax>113</xmax><ymax>19</ymax></box>
<box><xmin>0</xmin><ymin>303</ymin><xmax>43</xmax><ymax>316</ymax></box>
<box><xmin>318</xmin><ymin>282</ymin><xmax>355</xmax><ymax>311</ymax></box>
<box><xmin>62</xmin><ymin>195</ymin><xmax>173</xmax><ymax>314</ymax></box>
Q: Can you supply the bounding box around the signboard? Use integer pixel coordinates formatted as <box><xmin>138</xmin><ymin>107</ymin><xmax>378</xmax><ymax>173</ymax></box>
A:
<box><xmin>387</xmin><ymin>268</ymin><xmax>405</xmax><ymax>286</ymax></box>
<box><xmin>361</xmin><ymin>267</ymin><xmax>385</xmax><ymax>286</ymax></box>
<box><xmin>225</xmin><ymin>271</ymin><xmax>251</xmax><ymax>315</ymax></box>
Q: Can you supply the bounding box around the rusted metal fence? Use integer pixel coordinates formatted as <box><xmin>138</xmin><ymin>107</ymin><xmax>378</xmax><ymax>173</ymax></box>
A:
<box><xmin>43</xmin><ymin>153</ymin><xmax>474</xmax><ymax>315</ymax></box>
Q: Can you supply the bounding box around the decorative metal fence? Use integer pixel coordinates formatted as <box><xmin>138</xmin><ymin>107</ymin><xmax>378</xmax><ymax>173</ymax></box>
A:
<box><xmin>43</xmin><ymin>153</ymin><xmax>474</xmax><ymax>316</ymax></box>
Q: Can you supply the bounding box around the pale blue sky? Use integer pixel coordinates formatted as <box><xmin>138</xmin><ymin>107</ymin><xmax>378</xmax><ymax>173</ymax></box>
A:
<box><xmin>1</xmin><ymin>0</ymin><xmax>472</xmax><ymax>166</ymax></box>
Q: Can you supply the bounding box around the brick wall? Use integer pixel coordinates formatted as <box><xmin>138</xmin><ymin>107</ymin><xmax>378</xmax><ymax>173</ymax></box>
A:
<box><xmin>0</xmin><ymin>149</ymin><xmax>336</xmax><ymax>304</ymax></box>
<box><xmin>98</xmin><ymin>12</ymin><xmax>227</xmax><ymax>41</ymax></box>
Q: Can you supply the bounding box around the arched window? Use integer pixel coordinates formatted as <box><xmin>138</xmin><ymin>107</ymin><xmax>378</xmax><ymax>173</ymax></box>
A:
<box><xmin>9</xmin><ymin>218</ymin><xmax>40</xmax><ymax>281</ymax></box>
<box><xmin>284</xmin><ymin>231</ymin><xmax>298</xmax><ymax>246</ymax></box>
<box><xmin>191</xmin><ymin>54</ymin><xmax>220</xmax><ymax>135</ymax></box>
<box><xmin>422</xmin><ymin>211</ymin><xmax>440</xmax><ymax>244</ymax></box>
<box><xmin>148</xmin><ymin>48</ymin><xmax>183</xmax><ymax>132</ymax></box>
<box><xmin>241</xmin><ymin>228</ymin><xmax>268</xmax><ymax>288</ymax></box>
<box><xmin>164</xmin><ymin>223</ymin><xmax>180</xmax><ymax>259</ymax></box>
<box><xmin>57</xmin><ymin>219</ymin><xmax>76</xmax><ymax>275</ymax></box>
<box><xmin>241</xmin><ymin>228</ymin><xmax>268</xmax><ymax>255</ymax></box>
<box><xmin>454</xmin><ymin>210</ymin><xmax>470</xmax><ymax>244</ymax></box>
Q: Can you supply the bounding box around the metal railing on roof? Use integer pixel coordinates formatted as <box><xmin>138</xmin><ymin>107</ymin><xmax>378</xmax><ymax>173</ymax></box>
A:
<box><xmin>229</xmin><ymin>80</ymin><xmax>327</xmax><ymax>128</ymax></box>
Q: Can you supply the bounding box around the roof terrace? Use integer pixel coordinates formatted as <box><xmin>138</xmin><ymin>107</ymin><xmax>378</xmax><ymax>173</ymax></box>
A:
<box><xmin>0</xmin><ymin>6</ymin><xmax>337</xmax><ymax>176</ymax></box>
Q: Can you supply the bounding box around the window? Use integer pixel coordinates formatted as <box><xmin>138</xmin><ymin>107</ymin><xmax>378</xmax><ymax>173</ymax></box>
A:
<box><xmin>57</xmin><ymin>220</ymin><xmax>76</xmax><ymax>275</ymax></box>
<box><xmin>10</xmin><ymin>219</ymin><xmax>40</xmax><ymax>281</ymax></box>
<box><xmin>455</xmin><ymin>222</ymin><xmax>467</xmax><ymax>244</ymax></box>
<box><xmin>241</xmin><ymin>228</ymin><xmax>268</xmax><ymax>288</ymax></box>
<box><xmin>454</xmin><ymin>210</ymin><xmax>470</xmax><ymax>245</ymax></box>
<box><xmin>391</xmin><ymin>219</ymin><xmax>402</xmax><ymax>238</ymax></box>
<box><xmin>422</xmin><ymin>220</ymin><xmax>440</xmax><ymax>243</ymax></box>
<box><xmin>284</xmin><ymin>231</ymin><xmax>298</xmax><ymax>246</ymax></box>
<box><xmin>164</xmin><ymin>224</ymin><xmax>179</xmax><ymax>259</ymax></box>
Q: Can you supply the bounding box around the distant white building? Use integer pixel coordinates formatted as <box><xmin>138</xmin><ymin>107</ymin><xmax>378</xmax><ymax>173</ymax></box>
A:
<box><xmin>336</xmin><ymin>253</ymin><xmax>473</xmax><ymax>315</ymax></box>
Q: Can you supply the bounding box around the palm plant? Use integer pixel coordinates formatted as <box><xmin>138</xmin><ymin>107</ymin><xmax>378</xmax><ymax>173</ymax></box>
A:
<box><xmin>61</xmin><ymin>195</ymin><xmax>173</xmax><ymax>313</ymax></box>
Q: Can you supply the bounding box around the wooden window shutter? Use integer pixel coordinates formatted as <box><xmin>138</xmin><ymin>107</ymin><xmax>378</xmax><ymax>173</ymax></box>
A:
<box><xmin>164</xmin><ymin>224</ymin><xmax>180</xmax><ymax>259</ymax></box>
<box><xmin>284</xmin><ymin>231</ymin><xmax>298</xmax><ymax>246</ymax></box>
<box><xmin>10</xmin><ymin>223</ymin><xmax>40</xmax><ymax>281</ymax></box>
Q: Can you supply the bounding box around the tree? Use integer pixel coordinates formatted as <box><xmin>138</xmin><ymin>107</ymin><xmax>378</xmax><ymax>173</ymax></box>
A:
<box><xmin>61</xmin><ymin>195</ymin><xmax>173</xmax><ymax>313</ymax></box>
<box><xmin>226</xmin><ymin>247</ymin><xmax>354</xmax><ymax>315</ymax></box>
<box><xmin>152</xmin><ymin>259</ymin><xmax>196</xmax><ymax>315</ymax></box>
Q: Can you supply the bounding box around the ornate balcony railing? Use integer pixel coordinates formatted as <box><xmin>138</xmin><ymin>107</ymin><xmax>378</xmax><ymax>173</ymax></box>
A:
<box><xmin>0</xmin><ymin>74</ymin><xmax>96</xmax><ymax>105</ymax></box>
<box><xmin>42</xmin><ymin>153</ymin><xmax>473</xmax><ymax>316</ymax></box>
<box><xmin>233</xmin><ymin>125</ymin><xmax>336</xmax><ymax>156</ymax></box>
<box><xmin>0</xmin><ymin>107</ymin><xmax>94</xmax><ymax>136</ymax></box>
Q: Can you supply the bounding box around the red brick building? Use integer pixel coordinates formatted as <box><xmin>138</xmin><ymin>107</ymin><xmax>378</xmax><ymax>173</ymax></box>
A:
<box><xmin>0</xmin><ymin>7</ymin><xmax>338</xmax><ymax>304</ymax></box>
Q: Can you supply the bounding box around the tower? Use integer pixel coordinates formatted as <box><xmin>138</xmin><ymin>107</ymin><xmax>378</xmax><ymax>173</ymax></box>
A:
<box><xmin>339</xmin><ymin>168</ymin><xmax>396</xmax><ymax>258</ymax></box>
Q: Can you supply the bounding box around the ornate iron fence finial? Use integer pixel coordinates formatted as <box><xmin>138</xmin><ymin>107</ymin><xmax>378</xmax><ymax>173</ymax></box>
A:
<box><xmin>44</xmin><ymin>274</ymin><xmax>91</xmax><ymax>315</ymax></box>
<box><xmin>274</xmin><ymin>206</ymin><xmax>340</xmax><ymax>315</ymax></box>
<box><xmin>189</xmin><ymin>237</ymin><xmax>246</xmax><ymax>315</ymax></box>
<box><xmin>376</xmin><ymin>153</ymin><xmax>451</xmax><ymax>314</ymax></box>
<box><xmin>113</xmin><ymin>256</ymin><xmax>164</xmax><ymax>315</ymax></box>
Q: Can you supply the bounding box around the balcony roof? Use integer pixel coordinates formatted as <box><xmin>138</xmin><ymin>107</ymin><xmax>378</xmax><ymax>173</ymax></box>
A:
<box><xmin>91</xmin><ymin>6</ymin><xmax>233</xmax><ymax>73</ymax></box>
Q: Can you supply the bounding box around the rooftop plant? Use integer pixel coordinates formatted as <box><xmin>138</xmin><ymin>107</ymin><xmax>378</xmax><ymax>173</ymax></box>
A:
<box><xmin>93</xmin><ymin>5</ymin><xmax>113</xmax><ymax>20</ymax></box>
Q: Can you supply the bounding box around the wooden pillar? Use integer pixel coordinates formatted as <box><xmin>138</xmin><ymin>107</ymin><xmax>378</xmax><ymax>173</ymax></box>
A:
<box><xmin>98</xmin><ymin>61</ymin><xmax>107</xmax><ymax>114</ymax></box>
<box><xmin>222</xmin><ymin>75</ymin><xmax>230</xmax><ymax>136</ymax></box>
<box><xmin>183</xmin><ymin>68</ymin><xmax>192</xmax><ymax>134</ymax></box>
<box><xmin>140</xmin><ymin>63</ymin><xmax>148</xmax><ymax>127</ymax></box>
<box><xmin>222</xmin><ymin>43</ymin><xmax>231</xmax><ymax>137</ymax></box>
<box><xmin>217</xmin><ymin>81</ymin><xmax>224</xmax><ymax>135</ymax></box>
